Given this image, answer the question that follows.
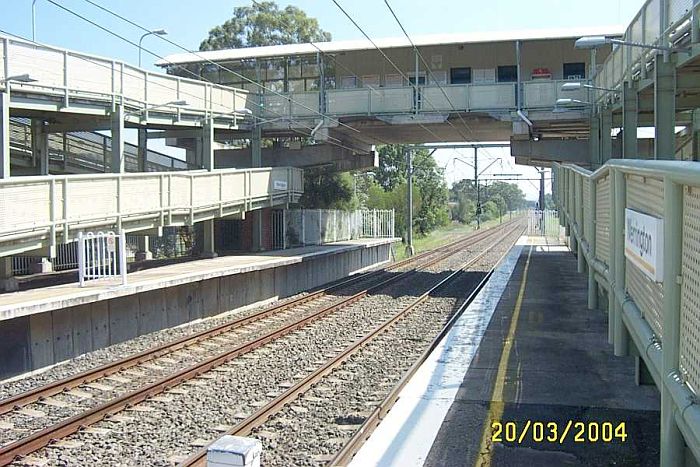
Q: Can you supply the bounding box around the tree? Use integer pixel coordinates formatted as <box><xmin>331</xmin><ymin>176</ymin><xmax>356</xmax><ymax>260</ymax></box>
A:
<box><xmin>200</xmin><ymin>1</ymin><xmax>331</xmax><ymax>51</ymax></box>
<box><xmin>299</xmin><ymin>167</ymin><xmax>355</xmax><ymax>210</ymax></box>
<box><xmin>372</xmin><ymin>144</ymin><xmax>449</xmax><ymax>237</ymax></box>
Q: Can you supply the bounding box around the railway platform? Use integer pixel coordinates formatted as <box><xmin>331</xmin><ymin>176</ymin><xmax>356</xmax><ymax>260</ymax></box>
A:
<box><xmin>351</xmin><ymin>236</ymin><xmax>661</xmax><ymax>467</ymax></box>
<box><xmin>0</xmin><ymin>237</ymin><xmax>397</xmax><ymax>380</ymax></box>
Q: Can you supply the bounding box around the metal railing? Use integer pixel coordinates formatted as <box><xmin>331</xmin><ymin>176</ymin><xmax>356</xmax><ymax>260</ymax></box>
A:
<box><xmin>9</xmin><ymin>118</ymin><xmax>195</xmax><ymax>173</ymax></box>
<box><xmin>0</xmin><ymin>166</ymin><xmax>304</xmax><ymax>257</ymax></box>
<box><xmin>78</xmin><ymin>231</ymin><xmax>127</xmax><ymax>286</ymax></box>
<box><xmin>283</xmin><ymin>209</ymin><xmax>395</xmax><ymax>248</ymax></box>
<box><xmin>555</xmin><ymin>159</ymin><xmax>700</xmax><ymax>464</ymax></box>
<box><xmin>0</xmin><ymin>34</ymin><xmax>253</xmax><ymax>124</ymax></box>
<box><xmin>593</xmin><ymin>0</ymin><xmax>698</xmax><ymax>102</ymax></box>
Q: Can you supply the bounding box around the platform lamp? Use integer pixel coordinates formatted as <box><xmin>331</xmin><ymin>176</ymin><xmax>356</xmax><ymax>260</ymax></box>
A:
<box><xmin>139</xmin><ymin>29</ymin><xmax>168</xmax><ymax>67</ymax></box>
<box><xmin>560</xmin><ymin>82</ymin><xmax>620</xmax><ymax>93</ymax></box>
<box><xmin>574</xmin><ymin>35</ymin><xmax>691</xmax><ymax>54</ymax></box>
<box><xmin>0</xmin><ymin>74</ymin><xmax>38</xmax><ymax>85</ymax></box>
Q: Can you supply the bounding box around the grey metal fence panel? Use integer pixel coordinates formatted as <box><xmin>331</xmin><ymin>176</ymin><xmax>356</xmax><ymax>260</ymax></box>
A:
<box><xmin>595</xmin><ymin>175</ymin><xmax>612</xmax><ymax>266</ymax></box>
<box><xmin>680</xmin><ymin>186</ymin><xmax>700</xmax><ymax>394</ymax></box>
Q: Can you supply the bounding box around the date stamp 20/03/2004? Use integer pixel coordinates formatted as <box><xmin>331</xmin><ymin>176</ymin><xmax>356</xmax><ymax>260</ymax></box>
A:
<box><xmin>491</xmin><ymin>420</ymin><xmax>628</xmax><ymax>444</ymax></box>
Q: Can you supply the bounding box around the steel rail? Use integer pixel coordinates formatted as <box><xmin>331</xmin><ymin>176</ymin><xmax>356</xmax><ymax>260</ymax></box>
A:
<box><xmin>0</xmin><ymin>221</ymin><xmax>521</xmax><ymax>465</ymax></box>
<box><xmin>329</xmin><ymin>225</ymin><xmax>525</xmax><ymax>466</ymax></box>
<box><xmin>0</xmin><ymin>220</ymin><xmax>516</xmax><ymax>417</ymax></box>
<box><xmin>177</xmin><ymin>223</ymin><xmax>524</xmax><ymax>467</ymax></box>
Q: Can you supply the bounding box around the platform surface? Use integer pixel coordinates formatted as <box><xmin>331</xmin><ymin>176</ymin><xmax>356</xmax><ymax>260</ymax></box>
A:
<box><xmin>0</xmin><ymin>238</ymin><xmax>398</xmax><ymax>321</ymax></box>
<box><xmin>351</xmin><ymin>237</ymin><xmax>661</xmax><ymax>467</ymax></box>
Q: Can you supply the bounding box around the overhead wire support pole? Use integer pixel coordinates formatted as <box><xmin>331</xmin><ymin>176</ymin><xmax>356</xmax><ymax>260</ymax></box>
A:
<box><xmin>406</xmin><ymin>147</ymin><xmax>414</xmax><ymax>257</ymax></box>
<box><xmin>474</xmin><ymin>147</ymin><xmax>480</xmax><ymax>230</ymax></box>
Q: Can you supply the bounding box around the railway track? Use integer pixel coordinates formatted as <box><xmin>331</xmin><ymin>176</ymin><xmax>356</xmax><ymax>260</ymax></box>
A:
<box><xmin>0</xmin><ymin>219</ymin><xmax>523</xmax><ymax>466</ymax></box>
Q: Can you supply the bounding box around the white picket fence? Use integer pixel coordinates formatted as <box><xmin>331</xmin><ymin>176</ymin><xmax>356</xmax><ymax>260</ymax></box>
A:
<box><xmin>284</xmin><ymin>209</ymin><xmax>394</xmax><ymax>248</ymax></box>
<box><xmin>78</xmin><ymin>231</ymin><xmax>127</xmax><ymax>286</ymax></box>
<box><xmin>527</xmin><ymin>209</ymin><xmax>560</xmax><ymax>237</ymax></box>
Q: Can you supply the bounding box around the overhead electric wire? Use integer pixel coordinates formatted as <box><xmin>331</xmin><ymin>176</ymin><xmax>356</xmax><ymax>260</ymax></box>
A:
<box><xmin>74</xmin><ymin>0</ymin><xmax>360</xmax><ymax>135</ymax></box>
<box><xmin>2</xmin><ymin>16</ymin><xmax>361</xmax><ymax>155</ymax></box>
<box><xmin>329</xmin><ymin>0</ymin><xmax>459</xmax><ymax>143</ymax></box>
<box><xmin>383</xmin><ymin>0</ymin><xmax>480</xmax><ymax>144</ymax></box>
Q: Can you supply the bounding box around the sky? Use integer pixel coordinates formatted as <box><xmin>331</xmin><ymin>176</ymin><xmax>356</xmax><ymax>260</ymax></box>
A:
<box><xmin>1</xmin><ymin>0</ymin><xmax>647</xmax><ymax>200</ymax></box>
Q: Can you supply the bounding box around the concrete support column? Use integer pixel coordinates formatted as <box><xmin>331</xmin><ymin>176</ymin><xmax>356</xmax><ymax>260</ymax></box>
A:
<box><xmin>0</xmin><ymin>257</ymin><xmax>18</xmax><ymax>292</ymax></box>
<box><xmin>589</xmin><ymin>116</ymin><xmax>601</xmax><ymax>168</ymax></box>
<box><xmin>137</xmin><ymin>128</ymin><xmax>147</xmax><ymax>172</ymax></box>
<box><xmin>31</xmin><ymin>119</ymin><xmax>50</xmax><ymax>175</ymax></box>
<box><xmin>135</xmin><ymin>236</ymin><xmax>153</xmax><ymax>261</ymax></box>
<box><xmin>622</xmin><ymin>81</ymin><xmax>638</xmax><ymax>159</ymax></box>
<box><xmin>251</xmin><ymin>126</ymin><xmax>263</xmax><ymax>252</ymax></box>
<box><xmin>654</xmin><ymin>55</ymin><xmax>676</xmax><ymax>160</ymax></box>
<box><xmin>660</xmin><ymin>177</ymin><xmax>685</xmax><ymax>466</ymax></box>
<box><xmin>201</xmin><ymin>220</ymin><xmax>217</xmax><ymax>258</ymax></box>
<box><xmin>600</xmin><ymin>109</ymin><xmax>613</xmax><ymax>163</ymax></box>
<box><xmin>202</xmin><ymin>118</ymin><xmax>214</xmax><ymax>171</ymax></box>
<box><xmin>111</xmin><ymin>104</ymin><xmax>125</xmax><ymax>173</ymax></box>
<box><xmin>0</xmin><ymin>91</ymin><xmax>10</xmax><ymax>179</ymax></box>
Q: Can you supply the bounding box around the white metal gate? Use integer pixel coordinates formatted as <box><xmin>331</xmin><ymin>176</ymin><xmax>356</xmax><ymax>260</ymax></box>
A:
<box><xmin>527</xmin><ymin>209</ymin><xmax>559</xmax><ymax>237</ymax></box>
<box><xmin>78</xmin><ymin>231</ymin><xmax>127</xmax><ymax>286</ymax></box>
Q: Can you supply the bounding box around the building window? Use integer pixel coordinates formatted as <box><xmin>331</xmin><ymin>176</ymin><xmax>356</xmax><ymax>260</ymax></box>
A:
<box><xmin>563</xmin><ymin>62</ymin><xmax>586</xmax><ymax>80</ymax></box>
<box><xmin>384</xmin><ymin>74</ymin><xmax>404</xmax><ymax>87</ymax></box>
<box><xmin>450</xmin><ymin>67</ymin><xmax>471</xmax><ymax>84</ymax></box>
<box><xmin>431</xmin><ymin>70</ymin><xmax>448</xmax><ymax>85</ymax></box>
<box><xmin>362</xmin><ymin>75</ymin><xmax>380</xmax><ymax>88</ymax></box>
<box><xmin>497</xmin><ymin>65</ymin><xmax>517</xmax><ymax>83</ymax></box>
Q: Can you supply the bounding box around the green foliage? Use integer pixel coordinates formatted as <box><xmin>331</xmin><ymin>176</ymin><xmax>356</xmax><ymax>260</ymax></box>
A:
<box><xmin>365</xmin><ymin>144</ymin><xmax>449</xmax><ymax>238</ymax></box>
<box><xmin>449</xmin><ymin>179</ymin><xmax>525</xmax><ymax>224</ymax></box>
<box><xmin>200</xmin><ymin>1</ymin><xmax>332</xmax><ymax>50</ymax></box>
<box><xmin>298</xmin><ymin>167</ymin><xmax>356</xmax><ymax>210</ymax></box>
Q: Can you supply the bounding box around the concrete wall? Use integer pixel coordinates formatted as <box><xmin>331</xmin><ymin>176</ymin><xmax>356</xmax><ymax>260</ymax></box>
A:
<box><xmin>0</xmin><ymin>242</ymin><xmax>392</xmax><ymax>380</ymax></box>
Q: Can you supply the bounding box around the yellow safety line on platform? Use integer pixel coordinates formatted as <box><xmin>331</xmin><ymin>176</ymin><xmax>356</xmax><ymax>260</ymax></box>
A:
<box><xmin>474</xmin><ymin>244</ymin><xmax>533</xmax><ymax>467</ymax></box>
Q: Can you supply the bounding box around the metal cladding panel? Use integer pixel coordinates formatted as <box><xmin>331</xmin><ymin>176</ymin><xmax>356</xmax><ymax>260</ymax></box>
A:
<box><xmin>595</xmin><ymin>175</ymin><xmax>611</xmax><ymax>266</ymax></box>
<box><xmin>680</xmin><ymin>186</ymin><xmax>700</xmax><ymax>394</ymax></box>
<box><xmin>583</xmin><ymin>178</ymin><xmax>591</xmax><ymax>239</ymax></box>
<box><xmin>179</xmin><ymin>81</ymin><xmax>208</xmax><ymax>111</ymax></box>
<box><xmin>147</xmin><ymin>74</ymin><xmax>179</xmax><ymax>110</ymax></box>
<box><xmin>192</xmin><ymin>174</ymin><xmax>220</xmax><ymax>206</ymax></box>
<box><xmin>468</xmin><ymin>84</ymin><xmax>515</xmax><ymax>110</ymax></box>
<box><xmin>66</xmin><ymin>55</ymin><xmax>112</xmax><ymax>95</ymax></box>
<box><xmin>0</xmin><ymin>182</ymin><xmax>52</xmax><ymax>232</ymax></box>
<box><xmin>69</xmin><ymin>179</ymin><xmax>118</xmax><ymax>219</ymax></box>
<box><xmin>263</xmin><ymin>94</ymin><xmax>290</xmax><ymax>118</ymax></box>
<box><xmin>524</xmin><ymin>81</ymin><xmax>556</xmax><ymax>108</ymax></box>
<box><xmin>370</xmin><ymin>88</ymin><xmax>413</xmax><ymax>113</ymax></box>
<box><xmin>645</xmin><ymin>0</ymin><xmax>662</xmax><ymax>45</ymax></box>
<box><xmin>169</xmin><ymin>176</ymin><xmax>191</xmax><ymax>207</ymax></box>
<box><xmin>250</xmin><ymin>171</ymin><xmax>273</xmax><ymax>198</ymax></box>
<box><xmin>327</xmin><ymin>89</ymin><xmax>370</xmax><ymax>114</ymax></box>
<box><xmin>121</xmin><ymin>178</ymin><xmax>161</xmax><ymax>214</ymax></box>
<box><xmin>221</xmin><ymin>172</ymin><xmax>246</xmax><ymax>201</ymax></box>
<box><xmin>421</xmin><ymin>86</ymin><xmax>467</xmax><ymax>111</ymax></box>
<box><xmin>289</xmin><ymin>92</ymin><xmax>319</xmax><ymax>117</ymax></box>
<box><xmin>121</xmin><ymin>66</ymin><xmax>146</xmax><ymax>102</ymax></box>
<box><xmin>670</xmin><ymin>0</ymin><xmax>693</xmax><ymax>25</ymax></box>
<box><xmin>8</xmin><ymin>42</ymin><xmax>64</xmax><ymax>88</ymax></box>
<box><xmin>630</xmin><ymin>17</ymin><xmax>644</xmax><ymax>64</ymax></box>
<box><xmin>625</xmin><ymin>174</ymin><xmax>665</xmax><ymax>340</ymax></box>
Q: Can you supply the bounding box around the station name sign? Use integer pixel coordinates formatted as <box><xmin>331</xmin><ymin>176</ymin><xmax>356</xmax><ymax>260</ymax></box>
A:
<box><xmin>273</xmin><ymin>180</ymin><xmax>288</xmax><ymax>190</ymax></box>
<box><xmin>624</xmin><ymin>208</ymin><xmax>664</xmax><ymax>282</ymax></box>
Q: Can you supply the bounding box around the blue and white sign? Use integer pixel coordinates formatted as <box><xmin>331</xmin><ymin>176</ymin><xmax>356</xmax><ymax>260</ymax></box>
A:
<box><xmin>624</xmin><ymin>208</ymin><xmax>664</xmax><ymax>282</ymax></box>
<box><xmin>273</xmin><ymin>180</ymin><xmax>288</xmax><ymax>190</ymax></box>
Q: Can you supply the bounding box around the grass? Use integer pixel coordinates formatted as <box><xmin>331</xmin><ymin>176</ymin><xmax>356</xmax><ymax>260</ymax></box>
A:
<box><xmin>391</xmin><ymin>216</ymin><xmax>509</xmax><ymax>262</ymax></box>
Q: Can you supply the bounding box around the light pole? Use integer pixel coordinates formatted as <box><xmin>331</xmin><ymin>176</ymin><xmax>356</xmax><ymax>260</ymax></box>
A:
<box><xmin>138</xmin><ymin>29</ymin><xmax>168</xmax><ymax>68</ymax></box>
<box><xmin>32</xmin><ymin>0</ymin><xmax>38</xmax><ymax>41</ymax></box>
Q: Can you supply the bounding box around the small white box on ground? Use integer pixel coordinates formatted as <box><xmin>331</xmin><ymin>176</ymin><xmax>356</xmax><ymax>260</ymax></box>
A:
<box><xmin>207</xmin><ymin>435</ymin><xmax>262</xmax><ymax>467</ymax></box>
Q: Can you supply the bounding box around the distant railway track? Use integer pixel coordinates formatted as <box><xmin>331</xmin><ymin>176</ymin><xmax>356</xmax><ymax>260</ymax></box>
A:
<box><xmin>0</xmin><ymin>219</ymin><xmax>524</xmax><ymax>466</ymax></box>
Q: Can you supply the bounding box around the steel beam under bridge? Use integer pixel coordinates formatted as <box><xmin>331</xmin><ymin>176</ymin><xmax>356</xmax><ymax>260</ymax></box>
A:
<box><xmin>410</xmin><ymin>143</ymin><xmax>510</xmax><ymax>150</ymax></box>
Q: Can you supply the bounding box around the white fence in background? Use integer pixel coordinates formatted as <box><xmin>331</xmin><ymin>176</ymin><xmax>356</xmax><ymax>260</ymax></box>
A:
<box><xmin>12</xmin><ymin>241</ymin><xmax>79</xmax><ymax>275</ymax></box>
<box><xmin>527</xmin><ymin>209</ymin><xmax>560</xmax><ymax>237</ymax></box>
<box><xmin>284</xmin><ymin>209</ymin><xmax>394</xmax><ymax>248</ymax></box>
<box><xmin>78</xmin><ymin>231</ymin><xmax>127</xmax><ymax>287</ymax></box>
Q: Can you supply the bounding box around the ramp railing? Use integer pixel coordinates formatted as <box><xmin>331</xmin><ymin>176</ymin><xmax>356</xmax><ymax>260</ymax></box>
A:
<box><xmin>283</xmin><ymin>209</ymin><xmax>395</xmax><ymax>248</ymax></box>
<box><xmin>0</xmin><ymin>166</ymin><xmax>304</xmax><ymax>258</ymax></box>
<box><xmin>555</xmin><ymin>159</ymin><xmax>700</xmax><ymax>464</ymax></box>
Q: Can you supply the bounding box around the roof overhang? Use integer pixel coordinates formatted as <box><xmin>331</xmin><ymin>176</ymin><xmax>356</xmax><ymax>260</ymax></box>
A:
<box><xmin>157</xmin><ymin>25</ymin><xmax>624</xmax><ymax>67</ymax></box>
